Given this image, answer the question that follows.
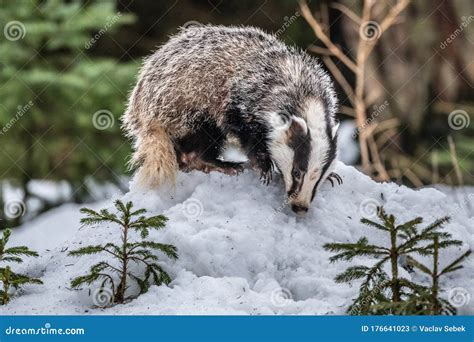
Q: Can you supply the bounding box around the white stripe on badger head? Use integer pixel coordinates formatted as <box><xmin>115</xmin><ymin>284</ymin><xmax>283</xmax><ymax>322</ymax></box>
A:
<box><xmin>265</xmin><ymin>111</ymin><xmax>295</xmax><ymax>191</ymax></box>
<box><xmin>287</xmin><ymin>99</ymin><xmax>333</xmax><ymax>207</ymax></box>
<box><xmin>303</xmin><ymin>99</ymin><xmax>327</xmax><ymax>132</ymax></box>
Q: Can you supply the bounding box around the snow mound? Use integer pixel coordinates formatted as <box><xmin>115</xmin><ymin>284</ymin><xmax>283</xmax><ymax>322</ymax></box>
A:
<box><xmin>3</xmin><ymin>162</ymin><xmax>473</xmax><ymax>315</ymax></box>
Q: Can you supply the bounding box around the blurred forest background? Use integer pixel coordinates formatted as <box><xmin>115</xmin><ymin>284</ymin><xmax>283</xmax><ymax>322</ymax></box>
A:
<box><xmin>0</xmin><ymin>0</ymin><xmax>473</xmax><ymax>228</ymax></box>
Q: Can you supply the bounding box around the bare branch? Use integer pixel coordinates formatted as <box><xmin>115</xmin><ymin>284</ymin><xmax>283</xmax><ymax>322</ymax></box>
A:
<box><xmin>322</xmin><ymin>56</ymin><xmax>356</xmax><ymax>107</ymax></box>
<box><xmin>339</xmin><ymin>105</ymin><xmax>356</xmax><ymax>117</ymax></box>
<box><xmin>447</xmin><ymin>135</ymin><xmax>464</xmax><ymax>186</ymax></box>
<box><xmin>299</xmin><ymin>0</ymin><xmax>358</xmax><ymax>73</ymax></box>
<box><xmin>330</xmin><ymin>3</ymin><xmax>362</xmax><ymax>25</ymax></box>
<box><xmin>308</xmin><ymin>45</ymin><xmax>334</xmax><ymax>56</ymax></box>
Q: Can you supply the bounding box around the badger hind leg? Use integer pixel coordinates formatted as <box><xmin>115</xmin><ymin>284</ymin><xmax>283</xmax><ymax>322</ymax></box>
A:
<box><xmin>178</xmin><ymin>153</ymin><xmax>243</xmax><ymax>175</ymax></box>
<box><xmin>175</xmin><ymin>120</ymin><xmax>244</xmax><ymax>176</ymax></box>
<box><xmin>130</xmin><ymin>124</ymin><xmax>178</xmax><ymax>188</ymax></box>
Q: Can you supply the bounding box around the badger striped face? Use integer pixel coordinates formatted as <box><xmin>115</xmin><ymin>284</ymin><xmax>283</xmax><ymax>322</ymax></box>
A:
<box><xmin>268</xmin><ymin>100</ymin><xmax>338</xmax><ymax>214</ymax></box>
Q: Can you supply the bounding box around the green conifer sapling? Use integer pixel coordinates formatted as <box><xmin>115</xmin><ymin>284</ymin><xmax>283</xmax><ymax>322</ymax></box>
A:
<box><xmin>69</xmin><ymin>200</ymin><xmax>178</xmax><ymax>305</ymax></box>
<box><xmin>324</xmin><ymin>206</ymin><xmax>469</xmax><ymax>315</ymax></box>
<box><xmin>0</xmin><ymin>229</ymin><xmax>42</xmax><ymax>305</ymax></box>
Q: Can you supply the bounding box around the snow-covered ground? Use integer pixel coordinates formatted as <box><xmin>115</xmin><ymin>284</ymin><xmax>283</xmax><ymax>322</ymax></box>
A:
<box><xmin>2</xmin><ymin>162</ymin><xmax>473</xmax><ymax>315</ymax></box>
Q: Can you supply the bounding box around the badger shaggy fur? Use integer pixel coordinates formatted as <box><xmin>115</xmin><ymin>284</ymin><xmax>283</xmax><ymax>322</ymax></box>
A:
<box><xmin>122</xmin><ymin>25</ymin><xmax>342</xmax><ymax>214</ymax></box>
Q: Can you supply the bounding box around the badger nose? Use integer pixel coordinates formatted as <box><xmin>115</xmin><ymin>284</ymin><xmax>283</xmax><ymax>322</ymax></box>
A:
<box><xmin>291</xmin><ymin>204</ymin><xmax>308</xmax><ymax>214</ymax></box>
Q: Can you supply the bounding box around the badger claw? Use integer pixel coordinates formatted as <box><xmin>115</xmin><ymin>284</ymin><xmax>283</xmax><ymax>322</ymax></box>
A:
<box><xmin>327</xmin><ymin>172</ymin><xmax>343</xmax><ymax>187</ymax></box>
<box><xmin>249</xmin><ymin>151</ymin><xmax>273</xmax><ymax>186</ymax></box>
<box><xmin>260</xmin><ymin>170</ymin><xmax>272</xmax><ymax>185</ymax></box>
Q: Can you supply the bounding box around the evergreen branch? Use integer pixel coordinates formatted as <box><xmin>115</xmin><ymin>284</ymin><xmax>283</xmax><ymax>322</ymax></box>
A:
<box><xmin>146</xmin><ymin>263</ymin><xmax>172</xmax><ymax>286</ymax></box>
<box><xmin>396</xmin><ymin>217</ymin><xmax>422</xmax><ymax>236</ymax></box>
<box><xmin>130</xmin><ymin>208</ymin><xmax>147</xmax><ymax>217</ymax></box>
<box><xmin>420</xmin><ymin>216</ymin><xmax>450</xmax><ymax>235</ymax></box>
<box><xmin>440</xmin><ymin>250</ymin><xmax>471</xmax><ymax>276</ymax></box>
<box><xmin>361</xmin><ymin>258</ymin><xmax>389</xmax><ymax>291</ymax></box>
<box><xmin>360</xmin><ymin>218</ymin><xmax>389</xmax><ymax>231</ymax></box>
<box><xmin>9</xmin><ymin>273</ymin><xmax>43</xmax><ymax>287</ymax></box>
<box><xmin>3</xmin><ymin>246</ymin><xmax>39</xmax><ymax>258</ymax></box>
<box><xmin>115</xmin><ymin>200</ymin><xmax>129</xmax><ymax>216</ymax></box>
<box><xmin>1</xmin><ymin>229</ymin><xmax>11</xmax><ymax>247</ymax></box>
<box><xmin>405</xmin><ymin>255</ymin><xmax>432</xmax><ymax>276</ymax></box>
<box><xmin>334</xmin><ymin>265</ymin><xmax>369</xmax><ymax>283</ymax></box>
<box><xmin>425</xmin><ymin>239</ymin><xmax>463</xmax><ymax>250</ymax></box>
<box><xmin>129</xmin><ymin>250</ymin><xmax>159</xmax><ymax>262</ymax></box>
<box><xmin>132</xmin><ymin>241</ymin><xmax>178</xmax><ymax>260</ymax></box>
<box><xmin>130</xmin><ymin>215</ymin><xmax>168</xmax><ymax>230</ymax></box>
<box><xmin>68</xmin><ymin>245</ymin><xmax>105</xmax><ymax>256</ymax></box>
<box><xmin>325</xmin><ymin>237</ymin><xmax>388</xmax><ymax>262</ymax></box>
<box><xmin>1</xmin><ymin>256</ymin><xmax>24</xmax><ymax>263</ymax></box>
<box><xmin>102</xmin><ymin>243</ymin><xmax>123</xmax><ymax>259</ymax></box>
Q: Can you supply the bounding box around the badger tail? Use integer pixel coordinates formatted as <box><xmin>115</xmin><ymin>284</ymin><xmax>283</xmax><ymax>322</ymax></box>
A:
<box><xmin>129</xmin><ymin>124</ymin><xmax>178</xmax><ymax>188</ymax></box>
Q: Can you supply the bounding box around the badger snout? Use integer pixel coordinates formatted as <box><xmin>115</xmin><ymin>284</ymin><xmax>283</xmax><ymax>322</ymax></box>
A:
<box><xmin>291</xmin><ymin>203</ymin><xmax>308</xmax><ymax>215</ymax></box>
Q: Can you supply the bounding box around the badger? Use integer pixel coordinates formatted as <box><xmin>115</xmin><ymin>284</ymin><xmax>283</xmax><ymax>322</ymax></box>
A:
<box><xmin>122</xmin><ymin>25</ymin><xmax>342</xmax><ymax>214</ymax></box>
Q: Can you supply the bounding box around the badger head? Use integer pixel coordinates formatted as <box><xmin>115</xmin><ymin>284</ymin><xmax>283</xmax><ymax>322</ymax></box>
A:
<box><xmin>268</xmin><ymin>100</ymin><xmax>339</xmax><ymax>215</ymax></box>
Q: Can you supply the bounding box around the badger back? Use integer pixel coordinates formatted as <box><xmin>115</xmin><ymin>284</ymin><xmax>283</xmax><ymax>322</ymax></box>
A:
<box><xmin>122</xmin><ymin>25</ymin><xmax>289</xmax><ymax>138</ymax></box>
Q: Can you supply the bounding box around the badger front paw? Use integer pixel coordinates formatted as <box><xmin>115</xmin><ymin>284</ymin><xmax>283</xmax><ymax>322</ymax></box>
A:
<box><xmin>260</xmin><ymin>168</ymin><xmax>273</xmax><ymax>185</ymax></box>
<box><xmin>256</xmin><ymin>155</ymin><xmax>273</xmax><ymax>185</ymax></box>
<box><xmin>327</xmin><ymin>172</ymin><xmax>343</xmax><ymax>187</ymax></box>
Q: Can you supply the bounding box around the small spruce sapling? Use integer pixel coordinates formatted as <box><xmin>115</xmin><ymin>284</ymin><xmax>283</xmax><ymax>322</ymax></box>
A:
<box><xmin>404</xmin><ymin>235</ymin><xmax>471</xmax><ymax>315</ymax></box>
<box><xmin>69</xmin><ymin>200</ymin><xmax>178</xmax><ymax>305</ymax></box>
<box><xmin>324</xmin><ymin>207</ymin><xmax>459</xmax><ymax>315</ymax></box>
<box><xmin>0</xmin><ymin>229</ymin><xmax>42</xmax><ymax>305</ymax></box>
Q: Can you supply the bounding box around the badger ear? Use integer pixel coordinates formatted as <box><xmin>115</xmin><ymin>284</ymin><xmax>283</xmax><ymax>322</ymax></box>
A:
<box><xmin>287</xmin><ymin>116</ymin><xmax>308</xmax><ymax>139</ymax></box>
<box><xmin>331</xmin><ymin>120</ymin><xmax>340</xmax><ymax>138</ymax></box>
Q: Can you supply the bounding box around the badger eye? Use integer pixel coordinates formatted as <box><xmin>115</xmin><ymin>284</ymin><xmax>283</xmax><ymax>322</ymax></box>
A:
<box><xmin>292</xmin><ymin>169</ymin><xmax>301</xmax><ymax>178</ymax></box>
